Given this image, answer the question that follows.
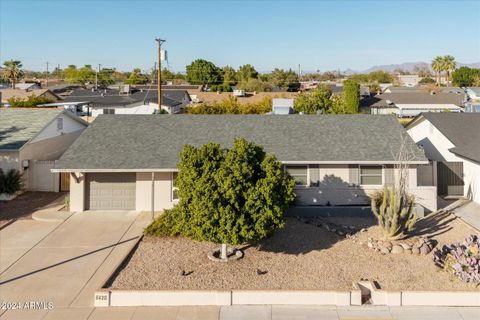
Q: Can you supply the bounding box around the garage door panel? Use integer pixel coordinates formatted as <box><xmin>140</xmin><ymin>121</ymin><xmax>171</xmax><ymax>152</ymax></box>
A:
<box><xmin>86</xmin><ymin>173</ymin><xmax>136</xmax><ymax>210</ymax></box>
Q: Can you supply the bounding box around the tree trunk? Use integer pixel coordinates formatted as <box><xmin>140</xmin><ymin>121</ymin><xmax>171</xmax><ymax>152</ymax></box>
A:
<box><xmin>220</xmin><ymin>243</ymin><xmax>227</xmax><ymax>260</ymax></box>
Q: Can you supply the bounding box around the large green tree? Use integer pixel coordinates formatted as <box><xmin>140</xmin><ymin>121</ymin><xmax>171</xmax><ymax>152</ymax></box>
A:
<box><xmin>442</xmin><ymin>55</ymin><xmax>456</xmax><ymax>86</ymax></box>
<box><xmin>124</xmin><ymin>68</ymin><xmax>148</xmax><ymax>85</ymax></box>
<box><xmin>2</xmin><ymin>60</ymin><xmax>23</xmax><ymax>88</ymax></box>
<box><xmin>267</xmin><ymin>68</ymin><xmax>300</xmax><ymax>91</ymax></box>
<box><xmin>431</xmin><ymin>56</ymin><xmax>444</xmax><ymax>85</ymax></box>
<box><xmin>222</xmin><ymin>66</ymin><xmax>237</xmax><ymax>85</ymax></box>
<box><xmin>452</xmin><ymin>67</ymin><xmax>480</xmax><ymax>87</ymax></box>
<box><xmin>145</xmin><ymin>138</ymin><xmax>295</xmax><ymax>260</ymax></box>
<box><xmin>343</xmin><ymin>79</ymin><xmax>360</xmax><ymax>114</ymax></box>
<box><xmin>64</xmin><ymin>64</ymin><xmax>95</xmax><ymax>87</ymax></box>
<box><xmin>294</xmin><ymin>85</ymin><xmax>333</xmax><ymax>114</ymax></box>
<box><xmin>185</xmin><ymin>59</ymin><xmax>223</xmax><ymax>85</ymax></box>
<box><xmin>97</xmin><ymin>68</ymin><xmax>115</xmax><ymax>86</ymax></box>
<box><xmin>237</xmin><ymin>64</ymin><xmax>258</xmax><ymax>82</ymax></box>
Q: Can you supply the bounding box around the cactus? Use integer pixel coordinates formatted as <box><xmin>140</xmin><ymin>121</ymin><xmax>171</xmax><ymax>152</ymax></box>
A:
<box><xmin>370</xmin><ymin>186</ymin><xmax>416</xmax><ymax>240</ymax></box>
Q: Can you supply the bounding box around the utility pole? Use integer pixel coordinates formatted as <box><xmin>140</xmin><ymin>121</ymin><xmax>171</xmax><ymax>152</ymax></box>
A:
<box><xmin>153</xmin><ymin>62</ymin><xmax>157</xmax><ymax>84</ymax></box>
<box><xmin>95</xmin><ymin>64</ymin><xmax>101</xmax><ymax>90</ymax></box>
<box><xmin>155</xmin><ymin>37</ymin><xmax>166</xmax><ymax>111</ymax></box>
<box><xmin>46</xmin><ymin>62</ymin><xmax>49</xmax><ymax>87</ymax></box>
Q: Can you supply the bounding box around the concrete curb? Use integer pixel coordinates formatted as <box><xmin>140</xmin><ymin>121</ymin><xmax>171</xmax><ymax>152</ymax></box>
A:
<box><xmin>95</xmin><ymin>282</ymin><xmax>480</xmax><ymax>307</ymax></box>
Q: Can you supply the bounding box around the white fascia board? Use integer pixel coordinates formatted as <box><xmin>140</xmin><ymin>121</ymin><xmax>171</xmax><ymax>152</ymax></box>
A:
<box><xmin>281</xmin><ymin>160</ymin><xmax>429</xmax><ymax>165</ymax></box>
<box><xmin>51</xmin><ymin>168</ymin><xmax>178</xmax><ymax>173</ymax></box>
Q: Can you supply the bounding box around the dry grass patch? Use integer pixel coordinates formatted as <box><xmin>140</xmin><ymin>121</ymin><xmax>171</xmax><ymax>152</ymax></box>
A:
<box><xmin>110</xmin><ymin>212</ymin><xmax>478</xmax><ymax>291</ymax></box>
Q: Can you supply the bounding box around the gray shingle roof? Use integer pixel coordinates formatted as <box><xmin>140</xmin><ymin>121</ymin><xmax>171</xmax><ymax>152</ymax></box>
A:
<box><xmin>63</xmin><ymin>88</ymin><xmax>189</xmax><ymax>108</ymax></box>
<box><xmin>362</xmin><ymin>92</ymin><xmax>464</xmax><ymax>108</ymax></box>
<box><xmin>421</xmin><ymin>113</ymin><xmax>480</xmax><ymax>163</ymax></box>
<box><xmin>0</xmin><ymin>109</ymin><xmax>63</xmax><ymax>150</ymax></box>
<box><xmin>55</xmin><ymin>115</ymin><xmax>427</xmax><ymax>170</ymax></box>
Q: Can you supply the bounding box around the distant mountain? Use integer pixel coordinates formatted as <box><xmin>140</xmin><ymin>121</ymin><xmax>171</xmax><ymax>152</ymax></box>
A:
<box><xmin>355</xmin><ymin>61</ymin><xmax>480</xmax><ymax>74</ymax></box>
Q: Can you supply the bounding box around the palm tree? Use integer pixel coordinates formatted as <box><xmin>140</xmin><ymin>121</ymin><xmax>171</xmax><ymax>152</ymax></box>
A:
<box><xmin>2</xmin><ymin>60</ymin><xmax>23</xmax><ymax>88</ymax></box>
<box><xmin>442</xmin><ymin>55</ymin><xmax>456</xmax><ymax>86</ymax></box>
<box><xmin>431</xmin><ymin>56</ymin><xmax>443</xmax><ymax>86</ymax></box>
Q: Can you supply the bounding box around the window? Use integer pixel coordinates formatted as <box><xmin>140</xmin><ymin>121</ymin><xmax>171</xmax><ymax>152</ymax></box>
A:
<box><xmin>171</xmin><ymin>172</ymin><xmax>179</xmax><ymax>201</ymax></box>
<box><xmin>359</xmin><ymin>165</ymin><xmax>383</xmax><ymax>185</ymax></box>
<box><xmin>285</xmin><ymin>165</ymin><xmax>308</xmax><ymax>186</ymax></box>
<box><xmin>103</xmin><ymin>109</ymin><xmax>115</xmax><ymax>114</ymax></box>
<box><xmin>56</xmin><ymin>117</ymin><xmax>63</xmax><ymax>130</ymax></box>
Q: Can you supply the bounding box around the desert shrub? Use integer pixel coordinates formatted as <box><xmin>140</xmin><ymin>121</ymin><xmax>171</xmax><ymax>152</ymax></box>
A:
<box><xmin>370</xmin><ymin>186</ymin><xmax>416</xmax><ymax>240</ymax></box>
<box><xmin>0</xmin><ymin>169</ymin><xmax>24</xmax><ymax>195</ymax></box>
<box><xmin>188</xmin><ymin>96</ymin><xmax>272</xmax><ymax>114</ymax></box>
<box><xmin>145</xmin><ymin>138</ymin><xmax>295</xmax><ymax>248</ymax></box>
<box><xmin>145</xmin><ymin>209</ymin><xmax>181</xmax><ymax>236</ymax></box>
<box><xmin>433</xmin><ymin>234</ymin><xmax>480</xmax><ymax>284</ymax></box>
<box><xmin>64</xmin><ymin>196</ymin><xmax>70</xmax><ymax>209</ymax></box>
<box><xmin>8</xmin><ymin>94</ymin><xmax>53</xmax><ymax>108</ymax></box>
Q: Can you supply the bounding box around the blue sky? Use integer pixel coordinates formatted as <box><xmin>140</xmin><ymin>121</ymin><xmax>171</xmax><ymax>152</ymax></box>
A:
<box><xmin>1</xmin><ymin>0</ymin><xmax>479</xmax><ymax>73</ymax></box>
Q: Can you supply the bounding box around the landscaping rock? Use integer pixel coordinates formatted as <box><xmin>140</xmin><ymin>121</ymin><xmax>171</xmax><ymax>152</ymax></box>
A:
<box><xmin>380</xmin><ymin>246</ymin><xmax>391</xmax><ymax>254</ymax></box>
<box><xmin>391</xmin><ymin>245</ymin><xmax>404</xmax><ymax>254</ymax></box>
<box><xmin>412</xmin><ymin>247</ymin><xmax>420</xmax><ymax>255</ymax></box>
<box><xmin>399</xmin><ymin>243</ymin><xmax>412</xmax><ymax>250</ymax></box>
<box><xmin>420</xmin><ymin>243</ymin><xmax>431</xmax><ymax>255</ymax></box>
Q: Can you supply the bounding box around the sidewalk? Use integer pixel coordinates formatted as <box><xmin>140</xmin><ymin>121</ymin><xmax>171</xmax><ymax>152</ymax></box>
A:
<box><xmin>1</xmin><ymin>305</ymin><xmax>479</xmax><ymax>320</ymax></box>
<box><xmin>449</xmin><ymin>200</ymin><xmax>480</xmax><ymax>231</ymax></box>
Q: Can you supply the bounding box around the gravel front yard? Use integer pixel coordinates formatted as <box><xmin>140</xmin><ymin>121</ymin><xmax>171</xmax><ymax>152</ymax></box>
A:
<box><xmin>110</xmin><ymin>211</ymin><xmax>479</xmax><ymax>291</ymax></box>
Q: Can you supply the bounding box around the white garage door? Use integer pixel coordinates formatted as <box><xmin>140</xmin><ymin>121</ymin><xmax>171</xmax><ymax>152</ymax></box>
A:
<box><xmin>86</xmin><ymin>173</ymin><xmax>136</xmax><ymax>210</ymax></box>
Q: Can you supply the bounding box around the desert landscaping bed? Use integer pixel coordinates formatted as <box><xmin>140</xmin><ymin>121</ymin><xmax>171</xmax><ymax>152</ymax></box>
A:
<box><xmin>109</xmin><ymin>211</ymin><xmax>479</xmax><ymax>291</ymax></box>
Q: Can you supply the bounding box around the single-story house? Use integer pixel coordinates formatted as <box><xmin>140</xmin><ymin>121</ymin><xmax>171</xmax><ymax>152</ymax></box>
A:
<box><xmin>363</xmin><ymin>92</ymin><xmax>464</xmax><ymax>117</ymax></box>
<box><xmin>0</xmin><ymin>109</ymin><xmax>88</xmax><ymax>192</ymax></box>
<box><xmin>396</xmin><ymin>75</ymin><xmax>423</xmax><ymax>87</ymax></box>
<box><xmin>464</xmin><ymin>87</ymin><xmax>480</xmax><ymax>113</ymax></box>
<box><xmin>465</xmin><ymin>87</ymin><xmax>480</xmax><ymax>101</ymax></box>
<box><xmin>0</xmin><ymin>89</ymin><xmax>61</xmax><ymax>106</ymax></box>
<box><xmin>383</xmin><ymin>86</ymin><xmax>463</xmax><ymax>94</ymax></box>
<box><xmin>406</xmin><ymin>113</ymin><xmax>480</xmax><ymax>204</ymax></box>
<box><xmin>59</xmin><ymin>88</ymin><xmax>191</xmax><ymax>116</ymax></box>
<box><xmin>54</xmin><ymin>115</ymin><xmax>437</xmax><ymax>213</ymax></box>
<box><xmin>14</xmin><ymin>83</ymin><xmax>41</xmax><ymax>91</ymax></box>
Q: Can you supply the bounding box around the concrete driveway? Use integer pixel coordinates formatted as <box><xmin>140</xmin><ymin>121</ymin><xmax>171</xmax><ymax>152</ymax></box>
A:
<box><xmin>0</xmin><ymin>210</ymin><xmax>151</xmax><ymax>318</ymax></box>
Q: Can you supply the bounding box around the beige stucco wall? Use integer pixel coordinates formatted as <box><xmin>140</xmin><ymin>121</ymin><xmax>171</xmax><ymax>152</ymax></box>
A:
<box><xmin>136</xmin><ymin>172</ymin><xmax>175</xmax><ymax>212</ymax></box>
<box><xmin>19</xmin><ymin>130</ymin><xmax>83</xmax><ymax>191</ymax></box>
<box><xmin>69</xmin><ymin>173</ymin><xmax>85</xmax><ymax>212</ymax></box>
<box><xmin>67</xmin><ymin>164</ymin><xmax>437</xmax><ymax>213</ymax></box>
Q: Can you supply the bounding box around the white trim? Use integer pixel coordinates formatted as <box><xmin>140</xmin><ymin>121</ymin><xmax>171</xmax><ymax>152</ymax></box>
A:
<box><xmin>281</xmin><ymin>160</ymin><xmax>428</xmax><ymax>165</ymax></box>
<box><xmin>51</xmin><ymin>168</ymin><xmax>178</xmax><ymax>173</ymax></box>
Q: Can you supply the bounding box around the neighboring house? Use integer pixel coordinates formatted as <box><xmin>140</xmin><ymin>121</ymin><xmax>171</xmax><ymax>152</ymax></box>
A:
<box><xmin>60</xmin><ymin>88</ymin><xmax>191</xmax><ymax>116</ymax></box>
<box><xmin>396</xmin><ymin>75</ymin><xmax>423</xmax><ymax>87</ymax></box>
<box><xmin>384</xmin><ymin>86</ymin><xmax>463</xmax><ymax>94</ymax></box>
<box><xmin>406</xmin><ymin>113</ymin><xmax>480</xmax><ymax>204</ymax></box>
<box><xmin>271</xmin><ymin>98</ymin><xmax>294</xmax><ymax>114</ymax></box>
<box><xmin>0</xmin><ymin>109</ymin><xmax>88</xmax><ymax>192</ymax></box>
<box><xmin>364</xmin><ymin>92</ymin><xmax>464</xmax><ymax>117</ymax></box>
<box><xmin>15</xmin><ymin>83</ymin><xmax>41</xmax><ymax>91</ymax></box>
<box><xmin>0</xmin><ymin>89</ymin><xmax>61</xmax><ymax>106</ymax></box>
<box><xmin>54</xmin><ymin>115</ymin><xmax>436</xmax><ymax>213</ymax></box>
<box><xmin>464</xmin><ymin>87</ymin><xmax>480</xmax><ymax>113</ymax></box>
